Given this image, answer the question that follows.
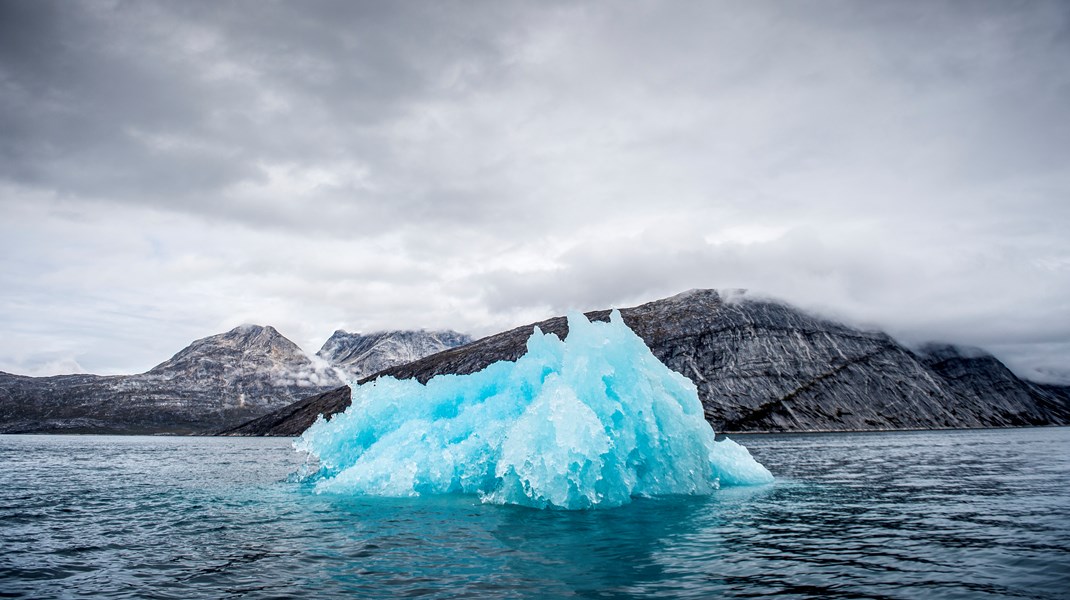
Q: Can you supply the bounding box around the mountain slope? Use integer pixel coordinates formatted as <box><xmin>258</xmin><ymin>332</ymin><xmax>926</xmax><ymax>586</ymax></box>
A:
<box><xmin>0</xmin><ymin>325</ymin><xmax>342</xmax><ymax>434</ymax></box>
<box><xmin>317</xmin><ymin>329</ymin><xmax>472</xmax><ymax>381</ymax></box>
<box><xmin>229</xmin><ymin>289</ymin><xmax>1070</xmax><ymax>435</ymax></box>
<box><xmin>219</xmin><ymin>386</ymin><xmax>352</xmax><ymax>437</ymax></box>
<box><xmin>915</xmin><ymin>344</ymin><xmax>1070</xmax><ymax>426</ymax></box>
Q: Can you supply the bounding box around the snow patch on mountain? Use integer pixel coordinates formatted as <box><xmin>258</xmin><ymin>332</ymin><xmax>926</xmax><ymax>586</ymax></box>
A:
<box><xmin>316</xmin><ymin>329</ymin><xmax>473</xmax><ymax>382</ymax></box>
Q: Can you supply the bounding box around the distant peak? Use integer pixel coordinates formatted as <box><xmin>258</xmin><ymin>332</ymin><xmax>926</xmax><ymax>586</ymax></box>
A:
<box><xmin>145</xmin><ymin>323</ymin><xmax>302</xmax><ymax>375</ymax></box>
<box><xmin>657</xmin><ymin>288</ymin><xmax>741</xmax><ymax>305</ymax></box>
<box><xmin>664</xmin><ymin>288</ymin><xmax>742</xmax><ymax>300</ymax></box>
<box><xmin>228</xmin><ymin>323</ymin><xmax>268</xmax><ymax>334</ymax></box>
<box><xmin>327</xmin><ymin>328</ymin><xmax>468</xmax><ymax>339</ymax></box>
<box><xmin>222</xmin><ymin>324</ymin><xmax>286</xmax><ymax>338</ymax></box>
<box><xmin>666</xmin><ymin>288</ymin><xmax>709</xmax><ymax>299</ymax></box>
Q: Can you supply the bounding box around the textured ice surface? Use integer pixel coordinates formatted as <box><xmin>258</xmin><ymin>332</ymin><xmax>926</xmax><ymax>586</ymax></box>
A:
<box><xmin>296</xmin><ymin>310</ymin><xmax>773</xmax><ymax>509</ymax></box>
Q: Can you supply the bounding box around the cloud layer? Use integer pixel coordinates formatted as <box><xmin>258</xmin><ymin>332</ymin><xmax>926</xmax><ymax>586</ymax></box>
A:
<box><xmin>2</xmin><ymin>1</ymin><xmax>1068</xmax><ymax>382</ymax></box>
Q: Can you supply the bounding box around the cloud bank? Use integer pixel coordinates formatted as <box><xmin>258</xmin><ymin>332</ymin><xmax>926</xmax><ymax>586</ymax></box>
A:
<box><xmin>1</xmin><ymin>1</ymin><xmax>1068</xmax><ymax>382</ymax></box>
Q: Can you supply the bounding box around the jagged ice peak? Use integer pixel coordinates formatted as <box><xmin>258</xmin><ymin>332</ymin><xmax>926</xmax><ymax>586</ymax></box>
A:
<box><xmin>296</xmin><ymin>309</ymin><xmax>773</xmax><ymax>509</ymax></box>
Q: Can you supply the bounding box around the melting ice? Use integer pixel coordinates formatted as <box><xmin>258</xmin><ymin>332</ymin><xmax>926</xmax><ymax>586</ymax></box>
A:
<box><xmin>296</xmin><ymin>310</ymin><xmax>773</xmax><ymax>509</ymax></box>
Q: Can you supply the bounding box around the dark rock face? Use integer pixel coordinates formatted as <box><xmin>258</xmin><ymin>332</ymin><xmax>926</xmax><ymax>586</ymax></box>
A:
<box><xmin>235</xmin><ymin>290</ymin><xmax>1070</xmax><ymax>435</ymax></box>
<box><xmin>317</xmin><ymin>329</ymin><xmax>472</xmax><ymax>381</ymax></box>
<box><xmin>0</xmin><ymin>325</ymin><xmax>342</xmax><ymax>434</ymax></box>
<box><xmin>218</xmin><ymin>386</ymin><xmax>352</xmax><ymax>437</ymax></box>
<box><xmin>915</xmin><ymin>344</ymin><xmax>1070</xmax><ymax>426</ymax></box>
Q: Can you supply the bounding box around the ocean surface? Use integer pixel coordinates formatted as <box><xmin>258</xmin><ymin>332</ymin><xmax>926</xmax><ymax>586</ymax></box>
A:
<box><xmin>1</xmin><ymin>428</ymin><xmax>1067</xmax><ymax>599</ymax></box>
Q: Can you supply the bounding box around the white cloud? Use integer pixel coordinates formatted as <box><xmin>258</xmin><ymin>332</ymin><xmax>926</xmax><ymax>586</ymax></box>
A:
<box><xmin>1</xmin><ymin>1</ymin><xmax>1068</xmax><ymax>382</ymax></box>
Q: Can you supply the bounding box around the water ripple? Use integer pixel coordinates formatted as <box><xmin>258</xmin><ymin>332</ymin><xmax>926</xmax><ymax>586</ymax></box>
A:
<box><xmin>0</xmin><ymin>429</ymin><xmax>1067</xmax><ymax>599</ymax></box>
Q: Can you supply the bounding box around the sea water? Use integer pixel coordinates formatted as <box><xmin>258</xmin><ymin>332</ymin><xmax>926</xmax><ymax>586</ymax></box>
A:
<box><xmin>1</xmin><ymin>428</ymin><xmax>1068</xmax><ymax>599</ymax></box>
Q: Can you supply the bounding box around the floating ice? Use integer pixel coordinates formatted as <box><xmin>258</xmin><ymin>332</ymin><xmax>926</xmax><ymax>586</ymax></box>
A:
<box><xmin>296</xmin><ymin>310</ymin><xmax>773</xmax><ymax>509</ymax></box>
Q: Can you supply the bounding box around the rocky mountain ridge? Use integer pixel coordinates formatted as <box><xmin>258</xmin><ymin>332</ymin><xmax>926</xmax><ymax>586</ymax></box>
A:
<box><xmin>0</xmin><ymin>324</ymin><xmax>474</xmax><ymax>434</ymax></box>
<box><xmin>0</xmin><ymin>325</ymin><xmax>342</xmax><ymax>433</ymax></box>
<box><xmin>225</xmin><ymin>290</ymin><xmax>1070</xmax><ymax>436</ymax></box>
<box><xmin>317</xmin><ymin>329</ymin><xmax>472</xmax><ymax>382</ymax></box>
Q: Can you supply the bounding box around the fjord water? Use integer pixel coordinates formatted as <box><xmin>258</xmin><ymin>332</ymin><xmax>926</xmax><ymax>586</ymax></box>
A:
<box><xmin>2</xmin><ymin>429</ymin><xmax>1068</xmax><ymax>599</ymax></box>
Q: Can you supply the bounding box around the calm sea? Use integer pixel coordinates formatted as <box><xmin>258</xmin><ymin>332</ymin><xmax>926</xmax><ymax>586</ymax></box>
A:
<box><xmin>1</xmin><ymin>428</ymin><xmax>1067</xmax><ymax>599</ymax></box>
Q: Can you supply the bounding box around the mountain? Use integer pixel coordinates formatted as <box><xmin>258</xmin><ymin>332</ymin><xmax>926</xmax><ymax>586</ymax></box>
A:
<box><xmin>915</xmin><ymin>344</ymin><xmax>1070</xmax><ymax>425</ymax></box>
<box><xmin>218</xmin><ymin>386</ymin><xmax>353</xmax><ymax>437</ymax></box>
<box><xmin>225</xmin><ymin>289</ymin><xmax>1070</xmax><ymax>436</ymax></box>
<box><xmin>0</xmin><ymin>325</ymin><xmax>343</xmax><ymax>434</ymax></box>
<box><xmin>317</xmin><ymin>329</ymin><xmax>472</xmax><ymax>381</ymax></box>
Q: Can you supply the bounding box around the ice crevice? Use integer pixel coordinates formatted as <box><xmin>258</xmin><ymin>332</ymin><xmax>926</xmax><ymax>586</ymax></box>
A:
<box><xmin>296</xmin><ymin>310</ymin><xmax>773</xmax><ymax>509</ymax></box>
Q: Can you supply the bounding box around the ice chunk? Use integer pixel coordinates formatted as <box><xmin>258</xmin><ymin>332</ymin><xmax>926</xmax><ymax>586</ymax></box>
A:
<box><xmin>296</xmin><ymin>310</ymin><xmax>773</xmax><ymax>509</ymax></box>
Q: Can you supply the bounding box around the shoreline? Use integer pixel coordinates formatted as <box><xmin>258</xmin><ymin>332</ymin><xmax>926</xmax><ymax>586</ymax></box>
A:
<box><xmin>3</xmin><ymin>423</ymin><xmax>1068</xmax><ymax>438</ymax></box>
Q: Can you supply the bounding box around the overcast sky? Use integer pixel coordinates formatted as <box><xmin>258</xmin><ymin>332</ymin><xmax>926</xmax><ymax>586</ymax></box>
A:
<box><xmin>1</xmin><ymin>0</ymin><xmax>1068</xmax><ymax>383</ymax></box>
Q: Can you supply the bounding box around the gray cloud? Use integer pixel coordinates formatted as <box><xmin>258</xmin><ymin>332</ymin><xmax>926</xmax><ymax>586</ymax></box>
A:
<box><xmin>1</xmin><ymin>0</ymin><xmax>1068</xmax><ymax>381</ymax></box>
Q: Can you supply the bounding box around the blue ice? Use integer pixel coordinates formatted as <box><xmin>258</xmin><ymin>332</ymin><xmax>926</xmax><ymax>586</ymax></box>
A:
<box><xmin>296</xmin><ymin>310</ymin><xmax>773</xmax><ymax>509</ymax></box>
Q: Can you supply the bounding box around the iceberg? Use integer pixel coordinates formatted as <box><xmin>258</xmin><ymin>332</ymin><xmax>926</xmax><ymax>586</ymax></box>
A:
<box><xmin>296</xmin><ymin>310</ymin><xmax>773</xmax><ymax>509</ymax></box>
